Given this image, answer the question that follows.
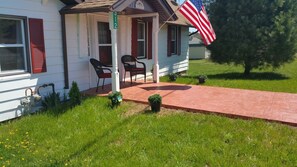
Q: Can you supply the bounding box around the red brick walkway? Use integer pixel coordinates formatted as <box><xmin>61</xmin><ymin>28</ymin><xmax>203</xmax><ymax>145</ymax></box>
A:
<box><xmin>84</xmin><ymin>82</ymin><xmax>297</xmax><ymax>125</ymax></box>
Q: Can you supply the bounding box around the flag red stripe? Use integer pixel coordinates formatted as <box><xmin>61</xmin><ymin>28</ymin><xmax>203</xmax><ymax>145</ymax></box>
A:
<box><xmin>187</xmin><ymin>2</ymin><xmax>214</xmax><ymax>42</ymax></box>
<box><xmin>180</xmin><ymin>8</ymin><xmax>209</xmax><ymax>44</ymax></box>
<box><xmin>179</xmin><ymin>0</ymin><xmax>216</xmax><ymax>45</ymax></box>
<box><xmin>180</xmin><ymin>2</ymin><xmax>212</xmax><ymax>44</ymax></box>
<box><xmin>180</xmin><ymin>3</ymin><xmax>212</xmax><ymax>44</ymax></box>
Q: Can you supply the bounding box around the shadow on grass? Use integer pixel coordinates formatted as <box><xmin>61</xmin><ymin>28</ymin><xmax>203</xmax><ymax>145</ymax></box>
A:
<box><xmin>181</xmin><ymin>72</ymin><xmax>289</xmax><ymax>81</ymax></box>
<box><xmin>43</xmin><ymin>96</ymin><xmax>96</xmax><ymax>117</ymax></box>
<box><xmin>50</xmin><ymin>114</ymin><xmax>133</xmax><ymax>166</ymax></box>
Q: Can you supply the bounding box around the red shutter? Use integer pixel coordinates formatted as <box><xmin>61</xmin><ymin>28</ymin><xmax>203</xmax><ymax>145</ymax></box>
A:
<box><xmin>177</xmin><ymin>26</ymin><xmax>181</xmax><ymax>56</ymax></box>
<box><xmin>131</xmin><ymin>18</ymin><xmax>138</xmax><ymax>58</ymax></box>
<box><xmin>29</xmin><ymin>18</ymin><xmax>46</xmax><ymax>73</ymax></box>
<box><xmin>167</xmin><ymin>25</ymin><xmax>172</xmax><ymax>57</ymax></box>
<box><xmin>147</xmin><ymin>21</ymin><xmax>152</xmax><ymax>60</ymax></box>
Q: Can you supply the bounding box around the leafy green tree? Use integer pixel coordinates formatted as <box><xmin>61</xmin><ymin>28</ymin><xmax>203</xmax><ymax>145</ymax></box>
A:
<box><xmin>207</xmin><ymin>0</ymin><xmax>297</xmax><ymax>75</ymax></box>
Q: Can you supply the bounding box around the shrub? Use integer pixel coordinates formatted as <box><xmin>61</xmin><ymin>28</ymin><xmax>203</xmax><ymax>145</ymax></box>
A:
<box><xmin>168</xmin><ymin>73</ymin><xmax>178</xmax><ymax>81</ymax></box>
<box><xmin>69</xmin><ymin>81</ymin><xmax>81</xmax><ymax>106</ymax></box>
<box><xmin>108</xmin><ymin>91</ymin><xmax>123</xmax><ymax>108</ymax></box>
<box><xmin>197</xmin><ymin>75</ymin><xmax>207</xmax><ymax>84</ymax></box>
<box><xmin>42</xmin><ymin>92</ymin><xmax>61</xmax><ymax>110</ymax></box>
<box><xmin>148</xmin><ymin>94</ymin><xmax>162</xmax><ymax>112</ymax></box>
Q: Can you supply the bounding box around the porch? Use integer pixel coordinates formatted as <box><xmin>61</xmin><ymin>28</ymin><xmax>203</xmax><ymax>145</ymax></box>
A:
<box><xmin>83</xmin><ymin>82</ymin><xmax>297</xmax><ymax>126</ymax></box>
<box><xmin>59</xmin><ymin>0</ymin><xmax>189</xmax><ymax>93</ymax></box>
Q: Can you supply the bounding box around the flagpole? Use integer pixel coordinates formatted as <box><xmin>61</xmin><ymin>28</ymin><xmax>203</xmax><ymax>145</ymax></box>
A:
<box><xmin>158</xmin><ymin>0</ymin><xmax>188</xmax><ymax>31</ymax></box>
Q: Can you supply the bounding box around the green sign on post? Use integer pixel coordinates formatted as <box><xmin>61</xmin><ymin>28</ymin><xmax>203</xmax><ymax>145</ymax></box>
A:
<box><xmin>113</xmin><ymin>12</ymin><xmax>118</xmax><ymax>29</ymax></box>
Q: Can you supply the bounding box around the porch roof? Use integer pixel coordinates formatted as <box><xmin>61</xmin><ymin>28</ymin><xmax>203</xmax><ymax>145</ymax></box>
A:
<box><xmin>60</xmin><ymin>0</ymin><xmax>116</xmax><ymax>14</ymax></box>
<box><xmin>59</xmin><ymin>0</ymin><xmax>178</xmax><ymax>22</ymax></box>
<box><xmin>166</xmin><ymin>0</ymin><xmax>192</xmax><ymax>27</ymax></box>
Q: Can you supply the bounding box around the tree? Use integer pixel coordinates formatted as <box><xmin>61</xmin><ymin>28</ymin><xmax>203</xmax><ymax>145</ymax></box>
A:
<box><xmin>207</xmin><ymin>0</ymin><xmax>297</xmax><ymax>75</ymax></box>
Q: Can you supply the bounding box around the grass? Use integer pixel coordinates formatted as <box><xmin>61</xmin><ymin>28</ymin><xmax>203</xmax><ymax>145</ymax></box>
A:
<box><xmin>1</xmin><ymin>97</ymin><xmax>297</xmax><ymax>166</ymax></box>
<box><xmin>161</xmin><ymin>59</ymin><xmax>297</xmax><ymax>93</ymax></box>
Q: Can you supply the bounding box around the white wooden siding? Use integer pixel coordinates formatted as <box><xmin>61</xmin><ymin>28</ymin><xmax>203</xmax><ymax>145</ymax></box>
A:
<box><xmin>0</xmin><ymin>0</ymin><xmax>65</xmax><ymax>122</ymax></box>
<box><xmin>65</xmin><ymin>14</ymin><xmax>91</xmax><ymax>91</ymax></box>
<box><xmin>158</xmin><ymin>25</ymin><xmax>189</xmax><ymax>76</ymax></box>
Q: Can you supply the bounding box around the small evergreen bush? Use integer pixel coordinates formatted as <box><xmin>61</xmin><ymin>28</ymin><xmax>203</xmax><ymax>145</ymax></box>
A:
<box><xmin>197</xmin><ymin>75</ymin><xmax>207</xmax><ymax>84</ymax></box>
<box><xmin>148</xmin><ymin>94</ymin><xmax>162</xmax><ymax>112</ymax></box>
<box><xmin>69</xmin><ymin>81</ymin><xmax>81</xmax><ymax>107</ymax></box>
<box><xmin>42</xmin><ymin>92</ymin><xmax>61</xmax><ymax>110</ymax></box>
<box><xmin>168</xmin><ymin>73</ymin><xmax>178</xmax><ymax>81</ymax></box>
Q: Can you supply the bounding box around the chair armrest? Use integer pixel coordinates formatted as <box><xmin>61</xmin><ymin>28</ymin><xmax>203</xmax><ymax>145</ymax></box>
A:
<box><xmin>102</xmin><ymin>64</ymin><xmax>113</xmax><ymax>68</ymax></box>
<box><xmin>136</xmin><ymin>61</ymin><xmax>146</xmax><ymax>69</ymax></box>
<box><xmin>101</xmin><ymin>67</ymin><xmax>112</xmax><ymax>73</ymax></box>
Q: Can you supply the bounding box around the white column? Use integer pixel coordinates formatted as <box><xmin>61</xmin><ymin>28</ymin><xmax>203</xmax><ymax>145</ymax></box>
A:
<box><xmin>153</xmin><ymin>14</ymin><xmax>159</xmax><ymax>83</ymax></box>
<box><xmin>109</xmin><ymin>12</ymin><xmax>120</xmax><ymax>92</ymax></box>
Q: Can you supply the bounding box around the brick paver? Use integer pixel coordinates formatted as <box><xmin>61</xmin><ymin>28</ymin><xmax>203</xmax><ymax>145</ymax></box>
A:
<box><xmin>84</xmin><ymin>82</ymin><xmax>297</xmax><ymax>125</ymax></box>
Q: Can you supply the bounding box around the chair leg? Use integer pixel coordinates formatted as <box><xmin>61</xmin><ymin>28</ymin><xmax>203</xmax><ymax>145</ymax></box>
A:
<box><xmin>96</xmin><ymin>78</ymin><xmax>100</xmax><ymax>92</ymax></box>
<box><xmin>144</xmin><ymin>73</ymin><xmax>146</xmax><ymax>83</ymax></box>
<box><xmin>130</xmin><ymin>72</ymin><xmax>133</xmax><ymax>85</ymax></box>
<box><xmin>102</xmin><ymin>78</ymin><xmax>105</xmax><ymax>90</ymax></box>
<box><xmin>124</xmin><ymin>71</ymin><xmax>126</xmax><ymax>83</ymax></box>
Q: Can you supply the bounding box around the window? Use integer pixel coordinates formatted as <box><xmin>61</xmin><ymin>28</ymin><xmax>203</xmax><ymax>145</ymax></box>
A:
<box><xmin>0</xmin><ymin>17</ymin><xmax>28</xmax><ymax>75</ymax></box>
<box><xmin>170</xmin><ymin>26</ymin><xmax>177</xmax><ymax>54</ymax></box>
<box><xmin>131</xmin><ymin>18</ymin><xmax>152</xmax><ymax>59</ymax></box>
<box><xmin>137</xmin><ymin>21</ymin><xmax>146</xmax><ymax>59</ymax></box>
<box><xmin>167</xmin><ymin>25</ymin><xmax>181</xmax><ymax>56</ymax></box>
<box><xmin>97</xmin><ymin>22</ymin><xmax>112</xmax><ymax>65</ymax></box>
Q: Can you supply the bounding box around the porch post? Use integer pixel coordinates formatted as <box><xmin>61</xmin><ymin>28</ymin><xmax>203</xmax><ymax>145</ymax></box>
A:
<box><xmin>153</xmin><ymin>14</ymin><xmax>159</xmax><ymax>83</ymax></box>
<box><xmin>109</xmin><ymin>12</ymin><xmax>120</xmax><ymax>92</ymax></box>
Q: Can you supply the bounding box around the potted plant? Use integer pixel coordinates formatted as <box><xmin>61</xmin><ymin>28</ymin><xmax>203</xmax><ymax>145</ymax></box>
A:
<box><xmin>168</xmin><ymin>73</ymin><xmax>178</xmax><ymax>81</ymax></box>
<box><xmin>148</xmin><ymin>94</ymin><xmax>162</xmax><ymax>112</ymax></box>
<box><xmin>197</xmin><ymin>75</ymin><xmax>207</xmax><ymax>84</ymax></box>
<box><xmin>108</xmin><ymin>91</ymin><xmax>123</xmax><ymax>108</ymax></box>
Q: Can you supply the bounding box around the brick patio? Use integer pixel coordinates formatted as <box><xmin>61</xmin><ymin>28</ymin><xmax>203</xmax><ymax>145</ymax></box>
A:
<box><xmin>83</xmin><ymin>81</ymin><xmax>297</xmax><ymax>126</ymax></box>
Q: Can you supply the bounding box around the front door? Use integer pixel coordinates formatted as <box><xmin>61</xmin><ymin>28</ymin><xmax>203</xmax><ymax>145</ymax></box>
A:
<box><xmin>97</xmin><ymin>22</ymin><xmax>112</xmax><ymax>65</ymax></box>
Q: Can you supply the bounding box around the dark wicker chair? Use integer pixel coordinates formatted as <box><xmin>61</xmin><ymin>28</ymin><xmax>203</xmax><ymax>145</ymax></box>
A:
<box><xmin>90</xmin><ymin>58</ymin><xmax>112</xmax><ymax>92</ymax></box>
<box><xmin>121</xmin><ymin>55</ymin><xmax>146</xmax><ymax>84</ymax></box>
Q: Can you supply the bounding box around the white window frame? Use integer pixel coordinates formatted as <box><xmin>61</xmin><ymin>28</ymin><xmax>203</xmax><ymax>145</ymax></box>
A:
<box><xmin>137</xmin><ymin>21</ymin><xmax>146</xmax><ymax>59</ymax></box>
<box><xmin>0</xmin><ymin>16</ymin><xmax>28</xmax><ymax>75</ymax></box>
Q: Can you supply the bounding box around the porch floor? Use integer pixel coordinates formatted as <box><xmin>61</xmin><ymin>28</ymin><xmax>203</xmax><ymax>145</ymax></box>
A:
<box><xmin>83</xmin><ymin>81</ymin><xmax>297</xmax><ymax>126</ymax></box>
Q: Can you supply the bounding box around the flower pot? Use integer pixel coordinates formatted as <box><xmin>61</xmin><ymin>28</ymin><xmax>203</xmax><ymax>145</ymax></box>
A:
<box><xmin>198</xmin><ymin>78</ymin><xmax>205</xmax><ymax>84</ymax></box>
<box><xmin>110</xmin><ymin>95</ymin><xmax>122</xmax><ymax>108</ymax></box>
<box><xmin>150</xmin><ymin>102</ymin><xmax>161</xmax><ymax>112</ymax></box>
<box><xmin>169</xmin><ymin>75</ymin><xmax>177</xmax><ymax>81</ymax></box>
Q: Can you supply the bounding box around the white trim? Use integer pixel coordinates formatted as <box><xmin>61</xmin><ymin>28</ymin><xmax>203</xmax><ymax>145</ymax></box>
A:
<box><xmin>0</xmin><ymin>73</ymin><xmax>31</xmax><ymax>82</ymax></box>
<box><xmin>0</xmin><ymin>44</ymin><xmax>25</xmax><ymax>47</ymax></box>
<box><xmin>128</xmin><ymin>13</ymin><xmax>159</xmax><ymax>18</ymax></box>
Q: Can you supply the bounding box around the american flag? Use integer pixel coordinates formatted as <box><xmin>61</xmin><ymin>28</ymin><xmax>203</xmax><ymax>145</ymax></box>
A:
<box><xmin>179</xmin><ymin>0</ymin><xmax>216</xmax><ymax>45</ymax></box>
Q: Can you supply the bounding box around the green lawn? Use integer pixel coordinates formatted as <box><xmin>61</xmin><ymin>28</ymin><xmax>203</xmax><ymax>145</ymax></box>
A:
<box><xmin>1</xmin><ymin>97</ymin><xmax>297</xmax><ymax>166</ymax></box>
<box><xmin>161</xmin><ymin>59</ymin><xmax>297</xmax><ymax>93</ymax></box>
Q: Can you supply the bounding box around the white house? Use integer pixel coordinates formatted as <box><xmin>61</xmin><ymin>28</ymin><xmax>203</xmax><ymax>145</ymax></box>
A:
<box><xmin>0</xmin><ymin>0</ymin><xmax>191</xmax><ymax>122</ymax></box>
